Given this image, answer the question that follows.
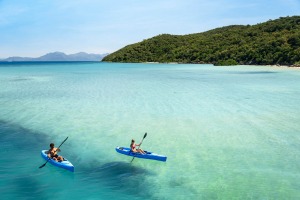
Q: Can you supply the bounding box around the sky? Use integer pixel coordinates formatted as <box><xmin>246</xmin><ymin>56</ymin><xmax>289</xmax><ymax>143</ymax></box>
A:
<box><xmin>0</xmin><ymin>0</ymin><xmax>299</xmax><ymax>58</ymax></box>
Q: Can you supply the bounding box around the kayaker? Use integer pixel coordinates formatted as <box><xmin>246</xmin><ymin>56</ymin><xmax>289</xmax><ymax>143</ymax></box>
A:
<box><xmin>47</xmin><ymin>143</ymin><xmax>64</xmax><ymax>162</ymax></box>
<box><xmin>130</xmin><ymin>139</ymin><xmax>146</xmax><ymax>154</ymax></box>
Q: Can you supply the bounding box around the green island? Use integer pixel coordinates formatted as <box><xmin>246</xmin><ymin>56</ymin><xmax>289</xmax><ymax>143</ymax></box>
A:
<box><xmin>103</xmin><ymin>16</ymin><xmax>300</xmax><ymax>66</ymax></box>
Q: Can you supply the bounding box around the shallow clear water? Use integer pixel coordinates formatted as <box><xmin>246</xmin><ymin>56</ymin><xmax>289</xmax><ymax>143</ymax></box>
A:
<box><xmin>0</xmin><ymin>62</ymin><xmax>299</xmax><ymax>199</ymax></box>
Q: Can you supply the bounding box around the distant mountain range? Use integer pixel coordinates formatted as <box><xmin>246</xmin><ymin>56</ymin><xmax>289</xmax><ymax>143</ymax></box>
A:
<box><xmin>0</xmin><ymin>52</ymin><xmax>109</xmax><ymax>62</ymax></box>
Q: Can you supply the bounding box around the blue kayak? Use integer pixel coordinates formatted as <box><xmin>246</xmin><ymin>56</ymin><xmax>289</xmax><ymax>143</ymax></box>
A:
<box><xmin>41</xmin><ymin>150</ymin><xmax>74</xmax><ymax>172</ymax></box>
<box><xmin>115</xmin><ymin>147</ymin><xmax>167</xmax><ymax>162</ymax></box>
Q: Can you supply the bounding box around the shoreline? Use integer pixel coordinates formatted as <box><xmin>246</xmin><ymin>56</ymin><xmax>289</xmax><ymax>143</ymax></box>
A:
<box><xmin>1</xmin><ymin>61</ymin><xmax>300</xmax><ymax>69</ymax></box>
<box><xmin>264</xmin><ymin>64</ymin><xmax>300</xmax><ymax>69</ymax></box>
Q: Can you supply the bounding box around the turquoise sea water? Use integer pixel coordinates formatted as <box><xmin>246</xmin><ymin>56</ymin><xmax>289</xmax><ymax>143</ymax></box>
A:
<box><xmin>0</xmin><ymin>62</ymin><xmax>299</xmax><ymax>199</ymax></box>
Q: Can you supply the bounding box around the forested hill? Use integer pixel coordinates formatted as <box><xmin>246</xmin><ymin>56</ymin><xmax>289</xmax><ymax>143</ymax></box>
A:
<box><xmin>102</xmin><ymin>16</ymin><xmax>300</xmax><ymax>66</ymax></box>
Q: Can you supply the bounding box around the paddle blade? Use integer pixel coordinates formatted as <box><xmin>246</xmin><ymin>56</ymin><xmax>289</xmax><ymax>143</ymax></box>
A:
<box><xmin>39</xmin><ymin>163</ymin><xmax>46</xmax><ymax>169</ymax></box>
<box><xmin>144</xmin><ymin>132</ymin><xmax>147</xmax><ymax>139</ymax></box>
<box><xmin>130</xmin><ymin>157</ymin><xmax>135</xmax><ymax>163</ymax></box>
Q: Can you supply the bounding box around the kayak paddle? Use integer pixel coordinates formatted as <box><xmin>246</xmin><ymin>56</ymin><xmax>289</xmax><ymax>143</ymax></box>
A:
<box><xmin>39</xmin><ymin>136</ymin><xmax>69</xmax><ymax>169</ymax></box>
<box><xmin>131</xmin><ymin>132</ymin><xmax>147</xmax><ymax>163</ymax></box>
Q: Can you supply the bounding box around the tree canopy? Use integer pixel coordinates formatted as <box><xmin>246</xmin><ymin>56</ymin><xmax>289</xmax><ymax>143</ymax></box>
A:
<box><xmin>102</xmin><ymin>16</ymin><xmax>300</xmax><ymax>66</ymax></box>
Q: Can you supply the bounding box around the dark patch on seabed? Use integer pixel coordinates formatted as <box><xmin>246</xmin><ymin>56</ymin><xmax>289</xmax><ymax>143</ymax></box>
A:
<box><xmin>0</xmin><ymin>120</ymin><xmax>49</xmax><ymax>151</ymax></box>
<box><xmin>77</xmin><ymin>161</ymin><xmax>156</xmax><ymax>199</ymax></box>
<box><xmin>9</xmin><ymin>77</ymin><xmax>33</xmax><ymax>82</ymax></box>
<box><xmin>0</xmin><ymin>120</ymin><xmax>51</xmax><ymax>199</ymax></box>
<box><xmin>226</xmin><ymin>71</ymin><xmax>278</xmax><ymax>75</ymax></box>
<box><xmin>12</xmin><ymin>176</ymin><xmax>46</xmax><ymax>199</ymax></box>
<box><xmin>0</xmin><ymin>120</ymin><xmax>157</xmax><ymax>199</ymax></box>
